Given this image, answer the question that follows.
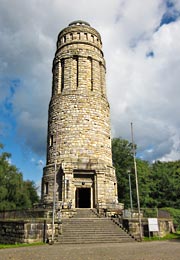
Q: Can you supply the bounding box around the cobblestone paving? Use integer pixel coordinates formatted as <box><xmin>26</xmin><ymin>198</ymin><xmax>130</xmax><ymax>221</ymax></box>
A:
<box><xmin>0</xmin><ymin>241</ymin><xmax>180</xmax><ymax>260</ymax></box>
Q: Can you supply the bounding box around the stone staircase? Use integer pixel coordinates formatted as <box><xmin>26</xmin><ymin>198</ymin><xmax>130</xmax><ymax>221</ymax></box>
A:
<box><xmin>73</xmin><ymin>208</ymin><xmax>99</xmax><ymax>218</ymax></box>
<box><xmin>56</xmin><ymin>209</ymin><xmax>135</xmax><ymax>244</ymax></box>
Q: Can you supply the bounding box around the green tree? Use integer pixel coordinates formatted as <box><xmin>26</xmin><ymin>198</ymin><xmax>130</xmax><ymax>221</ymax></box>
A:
<box><xmin>136</xmin><ymin>159</ymin><xmax>152</xmax><ymax>208</ymax></box>
<box><xmin>112</xmin><ymin>138</ymin><xmax>180</xmax><ymax>210</ymax></box>
<box><xmin>0</xmin><ymin>144</ymin><xmax>39</xmax><ymax>210</ymax></box>
<box><xmin>150</xmin><ymin>160</ymin><xmax>180</xmax><ymax>208</ymax></box>
<box><xmin>24</xmin><ymin>180</ymin><xmax>39</xmax><ymax>205</ymax></box>
<box><xmin>112</xmin><ymin>138</ymin><xmax>134</xmax><ymax>207</ymax></box>
<box><xmin>112</xmin><ymin>138</ymin><xmax>153</xmax><ymax>208</ymax></box>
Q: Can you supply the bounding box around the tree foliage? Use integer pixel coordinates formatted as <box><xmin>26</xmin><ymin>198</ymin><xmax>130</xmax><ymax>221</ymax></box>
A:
<box><xmin>0</xmin><ymin>144</ymin><xmax>39</xmax><ymax>210</ymax></box>
<box><xmin>149</xmin><ymin>161</ymin><xmax>180</xmax><ymax>208</ymax></box>
<box><xmin>112</xmin><ymin>138</ymin><xmax>134</xmax><ymax>207</ymax></box>
<box><xmin>112</xmin><ymin>137</ymin><xmax>180</xmax><ymax>209</ymax></box>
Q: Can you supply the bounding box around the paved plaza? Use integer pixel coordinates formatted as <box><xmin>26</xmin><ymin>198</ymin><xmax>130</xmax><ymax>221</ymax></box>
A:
<box><xmin>0</xmin><ymin>241</ymin><xmax>180</xmax><ymax>260</ymax></box>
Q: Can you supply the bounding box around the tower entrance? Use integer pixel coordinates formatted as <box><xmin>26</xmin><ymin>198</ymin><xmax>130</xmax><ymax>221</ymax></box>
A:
<box><xmin>75</xmin><ymin>188</ymin><xmax>91</xmax><ymax>208</ymax></box>
<box><xmin>73</xmin><ymin>171</ymin><xmax>94</xmax><ymax>208</ymax></box>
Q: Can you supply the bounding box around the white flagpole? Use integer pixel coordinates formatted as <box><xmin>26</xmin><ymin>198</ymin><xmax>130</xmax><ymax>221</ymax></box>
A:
<box><xmin>131</xmin><ymin>122</ymin><xmax>142</xmax><ymax>241</ymax></box>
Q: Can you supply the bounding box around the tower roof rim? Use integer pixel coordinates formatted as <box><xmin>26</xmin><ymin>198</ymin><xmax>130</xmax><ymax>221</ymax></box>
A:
<box><xmin>68</xmin><ymin>20</ymin><xmax>90</xmax><ymax>27</ymax></box>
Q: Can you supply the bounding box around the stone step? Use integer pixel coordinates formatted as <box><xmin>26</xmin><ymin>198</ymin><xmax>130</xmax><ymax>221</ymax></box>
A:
<box><xmin>57</xmin><ymin>232</ymin><xmax>132</xmax><ymax>238</ymax></box>
<box><xmin>73</xmin><ymin>209</ymin><xmax>98</xmax><ymax>218</ymax></box>
<box><xmin>62</xmin><ymin>232</ymin><xmax>129</xmax><ymax>236</ymax></box>
<box><xmin>59</xmin><ymin>229</ymin><xmax>128</xmax><ymax>235</ymax></box>
<box><xmin>60</xmin><ymin>232</ymin><xmax>130</xmax><ymax>237</ymax></box>
<box><xmin>56</xmin><ymin>241</ymin><xmax>133</xmax><ymax>244</ymax></box>
<box><xmin>57</xmin><ymin>239</ymin><xmax>133</xmax><ymax>243</ymax></box>
<box><xmin>62</xmin><ymin>218</ymin><xmax>116</xmax><ymax>223</ymax></box>
<box><xmin>58</xmin><ymin>236</ymin><xmax>131</xmax><ymax>240</ymax></box>
<box><xmin>55</xmin><ymin>209</ymin><xmax>135</xmax><ymax>244</ymax></box>
<box><xmin>57</xmin><ymin>237</ymin><xmax>134</xmax><ymax>244</ymax></box>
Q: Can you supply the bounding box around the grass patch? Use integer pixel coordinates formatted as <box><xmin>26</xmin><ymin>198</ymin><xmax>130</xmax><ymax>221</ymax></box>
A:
<box><xmin>0</xmin><ymin>242</ymin><xmax>45</xmax><ymax>249</ymax></box>
<box><xmin>143</xmin><ymin>232</ymin><xmax>180</xmax><ymax>241</ymax></box>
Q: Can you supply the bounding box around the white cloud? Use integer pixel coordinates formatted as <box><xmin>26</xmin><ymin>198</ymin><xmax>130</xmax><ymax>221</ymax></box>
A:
<box><xmin>105</xmin><ymin>3</ymin><xmax>180</xmax><ymax>161</ymax></box>
<box><xmin>31</xmin><ymin>157</ymin><xmax>44</xmax><ymax>168</ymax></box>
<box><xmin>35</xmin><ymin>179</ymin><xmax>41</xmax><ymax>197</ymax></box>
<box><xmin>0</xmin><ymin>0</ymin><xmax>180</xmax><ymax>162</ymax></box>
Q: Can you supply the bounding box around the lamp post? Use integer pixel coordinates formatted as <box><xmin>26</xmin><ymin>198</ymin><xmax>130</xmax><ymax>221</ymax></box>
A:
<box><xmin>52</xmin><ymin>124</ymin><xmax>58</xmax><ymax>243</ymax></box>
<box><xmin>131</xmin><ymin>122</ymin><xmax>142</xmax><ymax>241</ymax></box>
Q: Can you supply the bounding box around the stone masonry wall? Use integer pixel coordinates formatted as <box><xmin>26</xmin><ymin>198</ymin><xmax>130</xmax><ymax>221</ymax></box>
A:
<box><xmin>0</xmin><ymin>220</ymin><xmax>46</xmax><ymax>244</ymax></box>
<box><xmin>122</xmin><ymin>218</ymin><xmax>175</xmax><ymax>239</ymax></box>
<box><xmin>41</xmin><ymin>21</ymin><xmax>118</xmax><ymax>207</ymax></box>
<box><xmin>47</xmin><ymin>21</ymin><xmax>111</xmax><ymax>167</ymax></box>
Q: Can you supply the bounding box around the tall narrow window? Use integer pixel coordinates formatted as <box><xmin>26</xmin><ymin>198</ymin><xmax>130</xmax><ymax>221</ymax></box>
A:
<box><xmin>49</xmin><ymin>135</ymin><xmax>53</xmax><ymax>147</ymax></box>
<box><xmin>52</xmin><ymin>67</ymin><xmax>55</xmax><ymax>95</ymax></box>
<box><xmin>57</xmin><ymin>61</ymin><xmax>61</xmax><ymax>94</ymax></box>
<box><xmin>70</xmin><ymin>33</ymin><xmax>73</xmax><ymax>40</ymax></box>
<box><xmin>77</xmin><ymin>32</ymin><xmax>80</xmax><ymax>40</ymax></box>
<box><xmin>89</xmin><ymin>57</ymin><xmax>93</xmax><ymax>91</ymax></box>
<box><xmin>99</xmin><ymin>61</ymin><xmax>103</xmax><ymax>95</ymax></box>
<box><xmin>58</xmin><ymin>173</ymin><xmax>63</xmax><ymax>200</ymax></box>
<box><xmin>61</xmin><ymin>59</ymin><xmax>65</xmax><ymax>92</ymax></box>
<box><xmin>76</xmin><ymin>56</ymin><xmax>79</xmax><ymax>88</ymax></box>
<box><xmin>45</xmin><ymin>182</ymin><xmax>49</xmax><ymax>194</ymax></box>
<box><xmin>73</xmin><ymin>55</ymin><xmax>79</xmax><ymax>88</ymax></box>
<box><xmin>66</xmin><ymin>179</ymin><xmax>69</xmax><ymax>199</ymax></box>
<box><xmin>84</xmin><ymin>33</ymin><xmax>88</xmax><ymax>40</ymax></box>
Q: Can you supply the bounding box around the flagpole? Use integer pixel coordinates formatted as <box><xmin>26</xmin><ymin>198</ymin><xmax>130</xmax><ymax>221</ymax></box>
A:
<box><xmin>131</xmin><ymin>122</ymin><xmax>142</xmax><ymax>241</ymax></box>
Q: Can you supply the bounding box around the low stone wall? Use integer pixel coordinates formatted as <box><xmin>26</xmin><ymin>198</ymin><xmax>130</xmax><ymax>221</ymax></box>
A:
<box><xmin>0</xmin><ymin>209</ymin><xmax>49</xmax><ymax>220</ymax></box>
<box><xmin>0</xmin><ymin>208</ymin><xmax>76</xmax><ymax>244</ymax></box>
<box><xmin>0</xmin><ymin>220</ymin><xmax>48</xmax><ymax>244</ymax></box>
<box><xmin>0</xmin><ymin>208</ymin><xmax>78</xmax><ymax>220</ymax></box>
<box><xmin>122</xmin><ymin>218</ymin><xmax>175</xmax><ymax>238</ymax></box>
<box><xmin>0</xmin><ymin>214</ymin><xmax>65</xmax><ymax>244</ymax></box>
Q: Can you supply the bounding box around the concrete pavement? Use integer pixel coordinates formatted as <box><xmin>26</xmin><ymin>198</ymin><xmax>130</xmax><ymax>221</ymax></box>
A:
<box><xmin>0</xmin><ymin>240</ymin><xmax>180</xmax><ymax>260</ymax></box>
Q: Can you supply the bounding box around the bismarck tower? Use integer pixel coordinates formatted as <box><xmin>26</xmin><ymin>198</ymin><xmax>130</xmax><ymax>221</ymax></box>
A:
<box><xmin>41</xmin><ymin>20</ymin><xmax>118</xmax><ymax>210</ymax></box>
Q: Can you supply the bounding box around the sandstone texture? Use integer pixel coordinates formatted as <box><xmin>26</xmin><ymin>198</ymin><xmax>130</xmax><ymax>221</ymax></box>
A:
<box><xmin>41</xmin><ymin>21</ymin><xmax>118</xmax><ymax>209</ymax></box>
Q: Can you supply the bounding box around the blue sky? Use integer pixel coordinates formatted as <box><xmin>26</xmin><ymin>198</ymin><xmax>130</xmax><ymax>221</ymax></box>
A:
<box><xmin>0</xmin><ymin>0</ymin><xmax>180</xmax><ymax>188</ymax></box>
<box><xmin>0</xmin><ymin>79</ymin><xmax>44</xmax><ymax>183</ymax></box>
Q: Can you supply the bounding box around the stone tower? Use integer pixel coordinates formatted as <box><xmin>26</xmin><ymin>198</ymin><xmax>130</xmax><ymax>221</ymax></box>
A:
<box><xmin>41</xmin><ymin>20</ymin><xmax>118</xmax><ymax>209</ymax></box>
